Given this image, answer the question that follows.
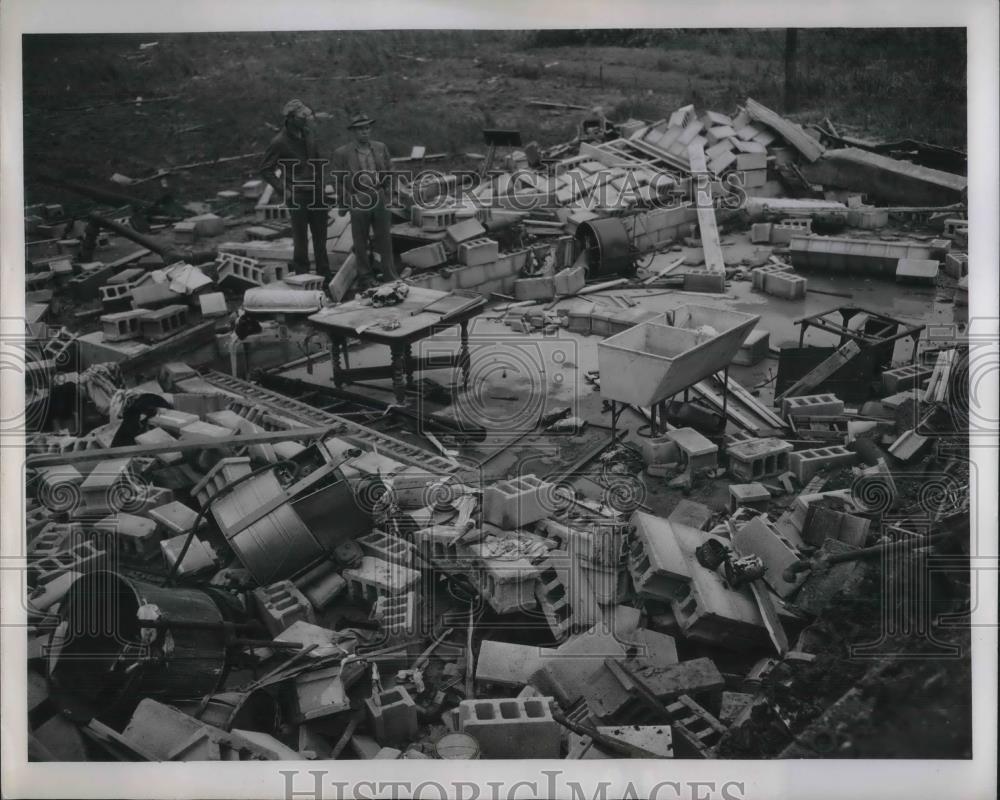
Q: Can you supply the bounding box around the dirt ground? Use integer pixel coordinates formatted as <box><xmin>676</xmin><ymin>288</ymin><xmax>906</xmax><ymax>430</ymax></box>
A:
<box><xmin>22</xmin><ymin>29</ymin><xmax>965</xmax><ymax>211</ymax></box>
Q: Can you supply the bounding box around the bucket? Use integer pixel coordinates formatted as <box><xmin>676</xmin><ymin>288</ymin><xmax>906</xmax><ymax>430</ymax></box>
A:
<box><xmin>435</xmin><ymin>732</ymin><xmax>481</xmax><ymax>759</ymax></box>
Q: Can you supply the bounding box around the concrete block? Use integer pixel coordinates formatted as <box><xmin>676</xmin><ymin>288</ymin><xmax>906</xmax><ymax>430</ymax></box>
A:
<box><xmin>483</xmin><ymin>474</ymin><xmax>552</xmax><ymax>529</ymax></box>
<box><xmin>593</xmin><ymin>724</ymin><xmax>674</xmax><ymax>758</ymax></box>
<box><xmin>123</xmin><ymin>698</ymin><xmax>219</xmax><ymax>760</ymax></box>
<box><xmin>134</xmin><ymin>426</ymin><xmax>184</xmax><ymax>465</ymax></box>
<box><xmin>789</xmin><ymin>445</ymin><xmax>858</xmax><ymax>483</ymax></box>
<box><xmin>179</xmin><ymin>420</ymin><xmax>233</xmax><ymax>441</ymax></box>
<box><xmin>763</xmin><ymin>271</ymin><xmax>807</xmax><ymax>299</ymax></box>
<box><xmin>566</xmin><ymin>305</ymin><xmax>592</xmax><ymax>334</ymax></box>
<box><xmin>513</xmin><ymin>276</ymin><xmax>556</xmax><ymax>301</ymax></box>
<box><xmin>736</xmin><ymin>151</ymin><xmax>768</xmax><ymax>171</ymax></box>
<box><xmin>628</xmin><ymin>511</ymin><xmax>691</xmax><ymax>602</ymax></box>
<box><xmin>667</xmin><ymin>499</ymin><xmax>714</xmax><ymax>530</ymax></box>
<box><xmin>531</xmin><ymin>627</ymin><xmax>627</xmax><ymax>705</ymax></box>
<box><xmin>847</xmin><ymin>206</ymin><xmax>889</xmax><ymax>229</ymax></box>
<box><xmin>30</xmin><ymin>540</ymin><xmax>106</xmax><ymax>586</ymax></box>
<box><xmin>881</xmin><ymin>364</ymin><xmax>931</xmax><ymax>395</ymax></box>
<box><xmin>726</xmin><ymin>437</ymin><xmax>792</xmax><ymax>481</ymax></box>
<box><xmin>101</xmin><ymin>309</ymin><xmax>147</xmax><ymax>342</ymax></box>
<box><xmin>955</xmin><ymin>275</ymin><xmax>968</xmax><ymax>306</ymax></box>
<box><xmin>293</xmin><ymin>665</ymin><xmax>351</xmax><ymax>722</ymax></box>
<box><xmin>149</xmin><ymin>408</ymin><xmax>198</xmax><ymax>436</ymax></box>
<box><xmin>554</xmin><ymin>265</ymin><xmax>586</xmax><ymax>296</ymax></box>
<box><xmin>729</xmin><ymin>483</ymin><xmax>771</xmax><ymax>513</ymax></box>
<box><xmin>475</xmin><ymin>640</ymin><xmax>552</xmax><ymax>689</ymax></box>
<box><xmin>802</xmin><ymin>504</ymin><xmax>871</xmax><ymax>548</ymax></box>
<box><xmin>639</xmin><ymin>435</ymin><xmax>681</xmax><ymax>467</ymax></box>
<box><xmin>471</xmin><ymin>555</ymin><xmax>538</xmax><ymax>615</ymax></box>
<box><xmin>445</xmin><ymin>218</ymin><xmax>486</xmax><ymax>247</ymax></box>
<box><xmin>732</xmin><ymin>328</ymin><xmax>770</xmax><ymax>366</ymax></box>
<box><xmin>253</xmin><ymin>580</ymin><xmax>316</xmax><ymax>636</ymax></box>
<box><xmin>683</xmin><ymin>269</ymin><xmax>726</xmax><ymax>293</ymax></box>
<box><xmin>342</xmin><ymin>556</ymin><xmax>420</xmax><ymax>603</ymax></box>
<box><xmin>665</xmin><ymin>427</ymin><xmax>718</xmax><ymax>472</ymax></box>
<box><xmin>943</xmin><ymin>218</ymin><xmax>968</xmax><ymax>238</ymax></box>
<box><xmin>533</xmin><ymin>553</ymin><xmax>597</xmax><ymax>641</ymax></box>
<box><xmin>732</xmin><ymin>516</ymin><xmax>804</xmax><ymax>598</ymax></box>
<box><xmin>781</xmin><ymin>393</ymin><xmax>845</xmax><ymax>418</ymax></box>
<box><xmin>708</xmin><ymin>149</ymin><xmax>738</xmax><ymax>175</ymax></box>
<box><xmin>458</xmin><ymin>696</ymin><xmax>560</xmax><ymax>758</ymax></box>
<box><xmin>741</xmin><ymin>169</ymin><xmax>767</xmax><ymax>189</ymax></box>
<box><xmin>190</xmin><ymin>457</ymin><xmax>253</xmax><ymax>508</ymax></box>
<box><xmin>137</xmin><ymin>304</ymin><xmax>188</xmax><ymax>342</ymax></box>
<box><xmin>943</xmin><ymin>252</ymin><xmax>968</xmax><ymax>279</ymax></box>
<box><xmin>98</xmin><ymin>512</ymin><xmax>161</xmax><ymax>560</ymax></box>
<box><xmin>78</xmin><ymin>457</ymin><xmax>134</xmax><ymax>515</ymax></box>
<box><xmin>458</xmin><ymin>238</ymin><xmax>499</xmax><ymax>266</ymax></box>
<box><xmin>198</xmin><ymin>292</ymin><xmax>228</xmax><ymax>318</ymax></box>
<box><xmin>370</xmin><ymin>590</ymin><xmax>420</xmax><ymax>643</ymax></box>
<box><xmin>769</xmin><ymin>218</ymin><xmax>812</xmax><ymax>245</ymax></box>
<box><xmin>401</xmin><ymin>242</ymin><xmax>449</xmax><ymax>270</ymax></box>
<box><xmin>365</xmin><ymin>687</ymin><xmax>419</xmax><ymax>746</ymax></box>
<box><xmin>129</xmin><ymin>280</ymin><xmax>185</xmax><ymax>310</ymax></box>
<box><xmin>896</xmin><ymin>258</ymin><xmax>939</xmax><ymax>284</ymax></box>
<box><xmin>159</xmin><ymin>533</ymin><xmax>216</xmax><ymax>576</ymax></box>
<box><xmin>282</xmin><ymin>274</ymin><xmax>326</xmax><ymax>292</ymax></box>
<box><xmin>750</xmin><ymin>223</ymin><xmax>773</xmax><ymax>244</ymax></box>
<box><xmin>585</xmin><ymin>656</ymin><xmax>724</xmax><ymax>723</ymax></box>
<box><xmin>294</xmin><ymin>560</ymin><xmax>348</xmax><ymax>610</ymax></box>
<box><xmin>751</xmin><ymin>262</ymin><xmax>792</xmax><ymax>290</ymax></box>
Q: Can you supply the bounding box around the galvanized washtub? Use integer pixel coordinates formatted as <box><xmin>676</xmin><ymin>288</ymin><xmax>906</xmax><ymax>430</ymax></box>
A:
<box><xmin>597</xmin><ymin>304</ymin><xmax>759</xmax><ymax>407</ymax></box>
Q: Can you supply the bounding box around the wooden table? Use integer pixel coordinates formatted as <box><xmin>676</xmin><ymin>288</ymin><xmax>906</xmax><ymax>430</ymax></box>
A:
<box><xmin>307</xmin><ymin>287</ymin><xmax>486</xmax><ymax>404</ymax></box>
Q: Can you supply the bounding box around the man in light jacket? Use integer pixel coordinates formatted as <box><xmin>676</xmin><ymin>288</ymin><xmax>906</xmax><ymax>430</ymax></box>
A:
<box><xmin>332</xmin><ymin>112</ymin><xmax>398</xmax><ymax>288</ymax></box>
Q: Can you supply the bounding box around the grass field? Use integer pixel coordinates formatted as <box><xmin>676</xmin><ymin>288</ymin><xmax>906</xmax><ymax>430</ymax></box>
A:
<box><xmin>22</xmin><ymin>29</ymin><xmax>966</xmax><ymax>210</ymax></box>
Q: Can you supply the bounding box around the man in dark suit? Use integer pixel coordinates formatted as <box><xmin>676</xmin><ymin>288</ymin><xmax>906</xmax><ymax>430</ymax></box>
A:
<box><xmin>259</xmin><ymin>99</ymin><xmax>330</xmax><ymax>277</ymax></box>
<box><xmin>332</xmin><ymin>113</ymin><xmax>398</xmax><ymax>288</ymax></box>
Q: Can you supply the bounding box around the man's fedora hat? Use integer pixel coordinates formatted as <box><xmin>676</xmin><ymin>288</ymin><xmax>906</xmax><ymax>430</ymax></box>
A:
<box><xmin>347</xmin><ymin>112</ymin><xmax>375</xmax><ymax>129</ymax></box>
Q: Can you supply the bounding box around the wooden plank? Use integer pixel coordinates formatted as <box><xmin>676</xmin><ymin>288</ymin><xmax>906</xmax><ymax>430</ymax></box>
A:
<box><xmin>26</xmin><ymin>425</ymin><xmax>339</xmax><ymax>467</ymax></box>
<box><xmin>691</xmin><ymin>381</ymin><xmax>761</xmax><ymax>433</ymax></box>
<box><xmin>686</xmin><ymin>142</ymin><xmax>726</xmax><ymax>272</ymax></box>
<box><xmin>745</xmin><ymin>98</ymin><xmax>825</xmax><ymax>162</ymax></box>
<box><xmin>776</xmin><ymin>340</ymin><xmax>862</xmax><ymax>401</ymax></box>
<box><xmin>717</xmin><ymin>374</ymin><xmax>787</xmax><ymax>429</ymax></box>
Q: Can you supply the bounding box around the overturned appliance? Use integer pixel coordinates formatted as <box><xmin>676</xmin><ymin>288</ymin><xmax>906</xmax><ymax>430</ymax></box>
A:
<box><xmin>47</xmin><ymin>571</ymin><xmax>244</xmax><ymax>724</ymax></box>
<box><xmin>207</xmin><ymin>442</ymin><xmax>375</xmax><ymax>585</ymax></box>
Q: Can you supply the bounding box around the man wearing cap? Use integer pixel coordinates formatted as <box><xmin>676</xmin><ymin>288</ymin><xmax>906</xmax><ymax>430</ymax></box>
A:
<box><xmin>259</xmin><ymin>99</ymin><xmax>330</xmax><ymax>277</ymax></box>
<box><xmin>332</xmin><ymin>112</ymin><xmax>398</xmax><ymax>288</ymax></box>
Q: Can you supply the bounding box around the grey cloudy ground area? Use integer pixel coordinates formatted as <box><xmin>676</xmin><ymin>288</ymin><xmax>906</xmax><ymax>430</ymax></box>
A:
<box><xmin>17</xmin><ymin>29</ymin><xmax>977</xmax><ymax>767</ymax></box>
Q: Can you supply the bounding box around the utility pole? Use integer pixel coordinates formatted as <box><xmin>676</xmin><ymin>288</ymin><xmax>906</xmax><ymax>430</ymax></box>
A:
<box><xmin>784</xmin><ymin>28</ymin><xmax>798</xmax><ymax>112</ymax></box>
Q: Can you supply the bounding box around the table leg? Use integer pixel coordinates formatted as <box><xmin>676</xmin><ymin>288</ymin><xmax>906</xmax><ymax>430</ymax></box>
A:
<box><xmin>391</xmin><ymin>344</ymin><xmax>407</xmax><ymax>405</ymax></box>
<box><xmin>459</xmin><ymin>321</ymin><xmax>471</xmax><ymax>389</ymax></box>
<box><xmin>404</xmin><ymin>344</ymin><xmax>415</xmax><ymax>389</ymax></box>
<box><xmin>330</xmin><ymin>335</ymin><xmax>345</xmax><ymax>386</ymax></box>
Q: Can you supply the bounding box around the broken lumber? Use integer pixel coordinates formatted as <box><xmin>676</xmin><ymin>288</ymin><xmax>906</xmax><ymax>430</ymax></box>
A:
<box><xmin>687</xmin><ymin>141</ymin><xmax>726</xmax><ymax>273</ymax></box>
<box><xmin>776</xmin><ymin>340</ymin><xmax>862</xmax><ymax>401</ymax></box>
<box><xmin>745</xmin><ymin>98</ymin><xmax>825</xmax><ymax>162</ymax></box>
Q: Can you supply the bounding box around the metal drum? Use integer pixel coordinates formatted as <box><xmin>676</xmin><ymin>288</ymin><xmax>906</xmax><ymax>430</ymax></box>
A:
<box><xmin>574</xmin><ymin>217</ymin><xmax>633</xmax><ymax>277</ymax></box>
<box><xmin>48</xmin><ymin>571</ymin><xmax>234</xmax><ymax>724</ymax></box>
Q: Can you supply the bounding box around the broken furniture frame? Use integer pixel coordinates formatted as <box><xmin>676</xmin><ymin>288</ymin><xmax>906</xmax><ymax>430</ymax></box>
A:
<box><xmin>793</xmin><ymin>305</ymin><xmax>925</xmax><ymax>367</ymax></box>
<box><xmin>307</xmin><ymin>287</ymin><xmax>486</xmax><ymax>405</ymax></box>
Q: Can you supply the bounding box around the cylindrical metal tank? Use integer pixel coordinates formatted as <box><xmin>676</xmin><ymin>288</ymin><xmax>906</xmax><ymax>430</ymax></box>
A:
<box><xmin>574</xmin><ymin>217</ymin><xmax>634</xmax><ymax>277</ymax></box>
<box><xmin>48</xmin><ymin>571</ymin><xmax>235</xmax><ymax>723</ymax></box>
